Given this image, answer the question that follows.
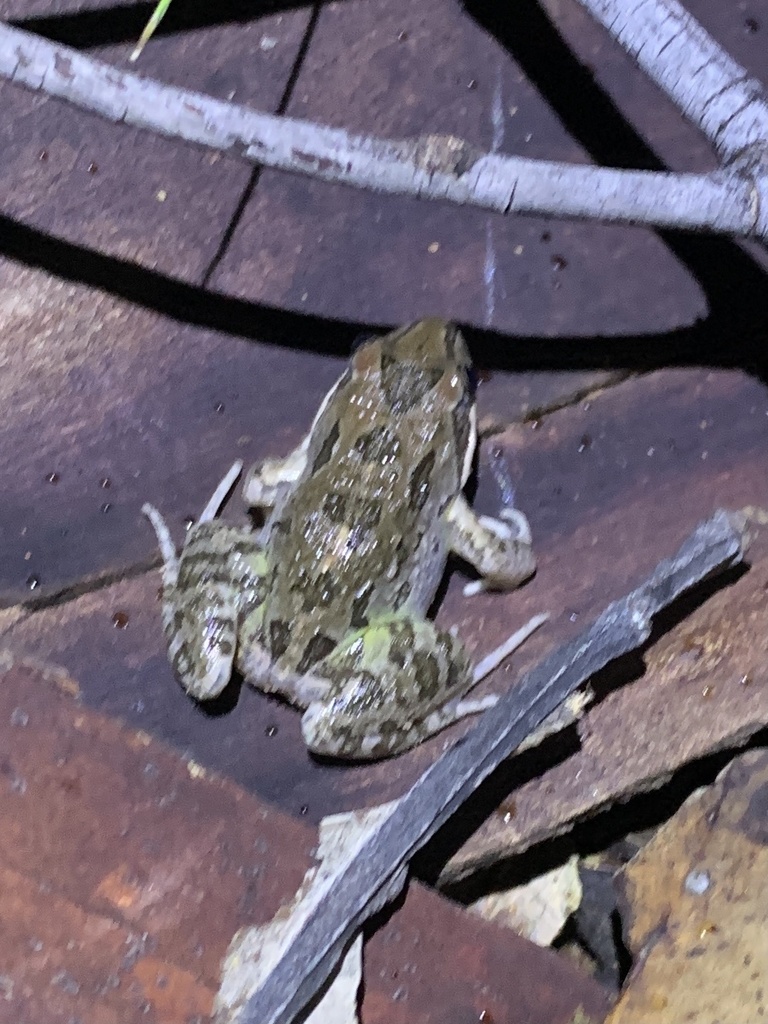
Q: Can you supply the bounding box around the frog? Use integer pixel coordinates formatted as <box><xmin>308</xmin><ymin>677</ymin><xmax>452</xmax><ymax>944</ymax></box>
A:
<box><xmin>143</xmin><ymin>319</ymin><xmax>543</xmax><ymax>760</ymax></box>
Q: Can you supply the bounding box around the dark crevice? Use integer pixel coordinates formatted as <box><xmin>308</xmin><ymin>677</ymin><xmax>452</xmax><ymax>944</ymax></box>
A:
<box><xmin>201</xmin><ymin>1</ymin><xmax>322</xmax><ymax>288</ymax></box>
<box><xmin>8</xmin><ymin>554</ymin><xmax>162</xmax><ymax>615</ymax></box>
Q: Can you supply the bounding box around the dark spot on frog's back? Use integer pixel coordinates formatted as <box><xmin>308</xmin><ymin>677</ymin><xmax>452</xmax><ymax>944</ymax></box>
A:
<box><xmin>298</xmin><ymin>569</ymin><xmax>337</xmax><ymax>610</ymax></box>
<box><xmin>452</xmin><ymin>391</ymin><xmax>473</xmax><ymax>461</ymax></box>
<box><xmin>269</xmin><ymin>620</ymin><xmax>291</xmax><ymax>660</ymax></box>
<box><xmin>322</xmin><ymin>492</ymin><xmax>348</xmax><ymax>523</ymax></box>
<box><xmin>312</xmin><ymin>420</ymin><xmax>340</xmax><ymax>474</ymax></box>
<box><xmin>412</xmin><ymin>650</ymin><xmax>441</xmax><ymax>698</ymax></box>
<box><xmin>353</xmin><ymin>426</ymin><xmax>400</xmax><ymax>464</ymax></box>
<box><xmin>297</xmin><ymin>632</ymin><xmax>339</xmax><ymax>674</ymax></box>
<box><xmin>408</xmin><ymin>451</ymin><xmax>436</xmax><ymax>513</ymax></box>
<box><xmin>350</xmin><ymin>583</ymin><xmax>373</xmax><ymax>629</ymax></box>
<box><xmin>381</xmin><ymin>359</ymin><xmax>443</xmax><ymax>412</ymax></box>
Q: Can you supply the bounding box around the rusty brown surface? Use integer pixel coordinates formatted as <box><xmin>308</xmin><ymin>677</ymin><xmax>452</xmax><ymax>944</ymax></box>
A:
<box><xmin>0</xmin><ymin>658</ymin><xmax>610</xmax><ymax>1023</ymax></box>
<box><xmin>0</xmin><ymin>658</ymin><xmax>308</xmax><ymax>1023</ymax></box>
<box><xmin>607</xmin><ymin>750</ymin><xmax>768</xmax><ymax>1023</ymax></box>
<box><xmin>364</xmin><ymin>879</ymin><xmax>611</xmax><ymax>1024</ymax></box>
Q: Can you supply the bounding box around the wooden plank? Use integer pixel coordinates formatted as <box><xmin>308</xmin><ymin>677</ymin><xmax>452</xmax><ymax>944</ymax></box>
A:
<box><xmin>8</xmin><ymin>367</ymin><xmax>768</xmax><ymax>842</ymax></box>
<box><xmin>0</xmin><ymin>5</ymin><xmax>311</xmax><ymax>281</ymax></box>
<box><xmin>0</xmin><ymin>260</ymin><xmax>344</xmax><ymax>604</ymax></box>
<box><xmin>210</xmin><ymin>0</ymin><xmax>712</xmax><ymax>339</ymax></box>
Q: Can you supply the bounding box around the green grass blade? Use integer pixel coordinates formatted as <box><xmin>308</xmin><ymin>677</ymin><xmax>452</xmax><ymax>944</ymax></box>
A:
<box><xmin>130</xmin><ymin>0</ymin><xmax>173</xmax><ymax>61</ymax></box>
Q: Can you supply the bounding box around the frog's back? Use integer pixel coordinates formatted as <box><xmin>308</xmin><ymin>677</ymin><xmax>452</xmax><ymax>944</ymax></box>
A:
<box><xmin>263</xmin><ymin>320</ymin><xmax>475</xmax><ymax>673</ymax></box>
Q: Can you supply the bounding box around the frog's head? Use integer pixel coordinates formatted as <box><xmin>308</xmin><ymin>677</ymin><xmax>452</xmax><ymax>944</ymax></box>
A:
<box><xmin>388</xmin><ymin>318</ymin><xmax>471</xmax><ymax>374</ymax></box>
<box><xmin>352</xmin><ymin>319</ymin><xmax>474</xmax><ymax>418</ymax></box>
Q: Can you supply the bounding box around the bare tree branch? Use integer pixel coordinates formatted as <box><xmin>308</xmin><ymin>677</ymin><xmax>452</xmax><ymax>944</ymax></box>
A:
<box><xmin>0</xmin><ymin>21</ymin><xmax>766</xmax><ymax>241</ymax></box>
<box><xmin>576</xmin><ymin>0</ymin><xmax>768</xmax><ymax>164</ymax></box>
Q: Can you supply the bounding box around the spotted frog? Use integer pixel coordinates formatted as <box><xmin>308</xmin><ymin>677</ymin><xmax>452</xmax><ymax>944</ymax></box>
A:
<box><xmin>144</xmin><ymin>320</ymin><xmax>542</xmax><ymax>760</ymax></box>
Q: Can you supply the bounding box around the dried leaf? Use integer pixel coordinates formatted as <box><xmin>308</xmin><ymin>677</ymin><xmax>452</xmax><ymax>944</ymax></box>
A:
<box><xmin>608</xmin><ymin>750</ymin><xmax>768</xmax><ymax>1023</ymax></box>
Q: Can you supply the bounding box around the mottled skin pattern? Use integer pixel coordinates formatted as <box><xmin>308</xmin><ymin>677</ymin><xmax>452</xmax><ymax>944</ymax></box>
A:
<box><xmin>145</xmin><ymin>320</ymin><xmax>538</xmax><ymax>760</ymax></box>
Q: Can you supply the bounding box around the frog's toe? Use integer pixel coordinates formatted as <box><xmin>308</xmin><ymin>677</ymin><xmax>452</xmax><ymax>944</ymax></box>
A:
<box><xmin>488</xmin><ymin>507</ymin><xmax>533</xmax><ymax>544</ymax></box>
<box><xmin>301</xmin><ymin>701</ymin><xmax>385</xmax><ymax>760</ymax></box>
<box><xmin>167</xmin><ymin>630</ymin><xmax>234</xmax><ymax>701</ymax></box>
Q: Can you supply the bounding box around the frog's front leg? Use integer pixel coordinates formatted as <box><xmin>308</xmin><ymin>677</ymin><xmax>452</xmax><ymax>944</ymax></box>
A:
<box><xmin>243</xmin><ymin>437</ymin><xmax>309</xmax><ymax>513</ymax></box>
<box><xmin>443</xmin><ymin>493</ymin><xmax>536</xmax><ymax>595</ymax></box>
<box><xmin>143</xmin><ymin>463</ymin><xmax>267</xmax><ymax>701</ymax></box>
<box><xmin>297</xmin><ymin>611</ymin><xmax>542</xmax><ymax>761</ymax></box>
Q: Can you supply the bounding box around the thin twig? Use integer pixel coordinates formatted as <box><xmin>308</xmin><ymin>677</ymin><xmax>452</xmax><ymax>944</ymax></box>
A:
<box><xmin>0</xmin><ymin>22</ymin><xmax>766</xmax><ymax>239</ymax></box>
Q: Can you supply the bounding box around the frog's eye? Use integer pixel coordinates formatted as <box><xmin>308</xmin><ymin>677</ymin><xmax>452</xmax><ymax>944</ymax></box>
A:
<box><xmin>351</xmin><ymin>331</ymin><xmax>378</xmax><ymax>353</ymax></box>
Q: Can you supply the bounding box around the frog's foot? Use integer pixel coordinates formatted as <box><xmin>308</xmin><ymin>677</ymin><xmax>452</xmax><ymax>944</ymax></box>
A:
<box><xmin>443</xmin><ymin>494</ymin><xmax>536</xmax><ymax>597</ymax></box>
<box><xmin>471</xmin><ymin>612</ymin><xmax>548</xmax><ymax>683</ymax></box>
<box><xmin>141</xmin><ymin>460</ymin><xmax>243</xmax><ymax>586</ymax></box>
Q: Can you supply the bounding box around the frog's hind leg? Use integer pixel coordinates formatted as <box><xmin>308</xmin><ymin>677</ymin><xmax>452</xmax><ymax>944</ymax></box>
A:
<box><xmin>302</xmin><ymin>611</ymin><xmax>548</xmax><ymax>760</ymax></box>
<box><xmin>142</xmin><ymin>461</ymin><xmax>266</xmax><ymax>701</ymax></box>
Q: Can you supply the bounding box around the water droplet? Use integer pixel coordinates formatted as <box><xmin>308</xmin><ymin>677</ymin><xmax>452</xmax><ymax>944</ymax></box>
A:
<box><xmin>397</xmin><ymin>30</ymin><xmax>409</xmax><ymax>41</ymax></box>
<box><xmin>685</xmin><ymin>869</ymin><xmax>710</xmax><ymax>894</ymax></box>
<box><xmin>214</xmin><ymin>402</ymin><xmax>225</xmax><ymax>414</ymax></box>
<box><xmin>38</xmin><ymin>149</ymin><xmax>48</xmax><ymax>162</ymax></box>
<box><xmin>88</xmin><ymin>162</ymin><xmax>98</xmax><ymax>174</ymax></box>
<box><xmin>112</xmin><ymin>610</ymin><xmax>129</xmax><ymax>629</ymax></box>
<box><xmin>529</xmin><ymin>418</ymin><xmax>541</xmax><ymax>430</ymax></box>
<box><xmin>540</xmin><ymin>231</ymin><xmax>551</xmax><ymax>243</ymax></box>
<box><xmin>569</xmin><ymin>611</ymin><xmax>579</xmax><ymax>622</ymax></box>
<box><xmin>26</xmin><ymin>575</ymin><xmax>40</xmax><ymax>591</ymax></box>
<box><xmin>479</xmin><ymin>1011</ymin><xmax>495</xmax><ymax>1023</ymax></box>
<box><xmin>10</xmin><ymin>708</ymin><xmax>29</xmax><ymax>727</ymax></box>
<box><xmin>100</xmin><ymin>477</ymin><xmax>111</xmax><ymax>489</ymax></box>
<box><xmin>551</xmin><ymin>254</ymin><xmax>568</xmax><ymax>271</ymax></box>
<box><xmin>265</xmin><ymin>724</ymin><xmax>278</xmax><ymax>737</ymax></box>
<box><xmin>101</xmin><ymin>503</ymin><xmax>111</xmax><ymax>513</ymax></box>
<box><xmin>745</xmin><ymin>16</ymin><xmax>759</xmax><ymax>32</ymax></box>
<box><xmin>578</xmin><ymin>433</ymin><xmax>592</xmax><ymax>452</ymax></box>
<box><xmin>300</xmin><ymin>805</ymin><xmax>309</xmax><ymax>815</ymax></box>
<box><xmin>184</xmin><ymin>516</ymin><xmax>195</xmax><ymax>530</ymax></box>
<box><xmin>45</xmin><ymin>472</ymin><xmax>60</xmax><ymax>484</ymax></box>
<box><xmin>467</xmin><ymin>78</ymin><xmax>478</xmax><ymax>90</ymax></box>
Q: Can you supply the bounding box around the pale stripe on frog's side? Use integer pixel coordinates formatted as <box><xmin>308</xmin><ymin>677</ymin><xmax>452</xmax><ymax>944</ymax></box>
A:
<box><xmin>144</xmin><ymin>319</ymin><xmax>546</xmax><ymax>760</ymax></box>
